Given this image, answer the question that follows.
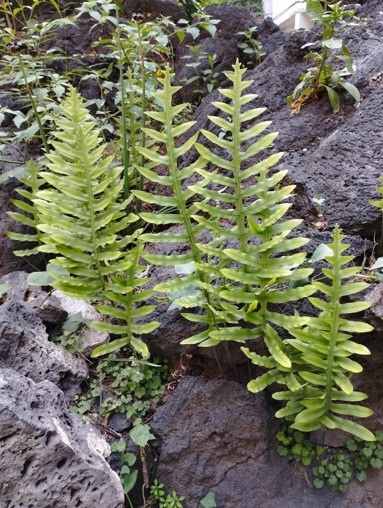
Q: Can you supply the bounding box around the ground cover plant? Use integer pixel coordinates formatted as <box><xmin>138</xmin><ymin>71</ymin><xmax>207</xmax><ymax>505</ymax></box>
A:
<box><xmin>1</xmin><ymin>0</ymin><xmax>381</xmax><ymax>503</ymax></box>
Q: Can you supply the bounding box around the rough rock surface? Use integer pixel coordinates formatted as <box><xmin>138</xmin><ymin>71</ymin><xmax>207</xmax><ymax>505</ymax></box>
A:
<box><xmin>174</xmin><ymin>4</ymin><xmax>257</xmax><ymax>103</ymax></box>
<box><xmin>151</xmin><ymin>376</ymin><xmax>383</xmax><ymax>508</ymax></box>
<box><xmin>0</xmin><ymin>367</ymin><xmax>124</xmax><ymax>507</ymax></box>
<box><xmin>184</xmin><ymin>0</ymin><xmax>383</xmax><ymax>238</ymax></box>
<box><xmin>0</xmin><ymin>299</ymin><xmax>88</xmax><ymax>399</ymax></box>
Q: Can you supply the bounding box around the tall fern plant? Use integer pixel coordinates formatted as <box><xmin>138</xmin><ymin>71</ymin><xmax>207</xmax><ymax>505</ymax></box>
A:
<box><xmin>273</xmin><ymin>226</ymin><xmax>375</xmax><ymax>441</ymax></box>
<box><xmin>32</xmin><ymin>86</ymin><xmax>158</xmax><ymax>357</ymax></box>
<box><xmin>132</xmin><ymin>66</ymin><xmax>223</xmax><ymax>345</ymax></box>
<box><xmin>181</xmin><ymin>62</ymin><xmax>315</xmax><ymax>364</ymax></box>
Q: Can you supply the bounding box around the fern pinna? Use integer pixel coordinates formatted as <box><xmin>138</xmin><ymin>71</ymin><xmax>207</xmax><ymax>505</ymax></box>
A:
<box><xmin>32</xmin><ymin>86</ymin><xmax>158</xmax><ymax>357</ymax></box>
<box><xmin>274</xmin><ymin>226</ymin><xmax>375</xmax><ymax>441</ymax></box>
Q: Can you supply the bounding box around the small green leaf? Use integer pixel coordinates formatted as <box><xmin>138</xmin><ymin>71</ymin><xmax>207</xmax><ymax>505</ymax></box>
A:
<box><xmin>129</xmin><ymin>424</ymin><xmax>155</xmax><ymax>447</ymax></box>
<box><xmin>200</xmin><ymin>492</ymin><xmax>217</xmax><ymax>508</ymax></box>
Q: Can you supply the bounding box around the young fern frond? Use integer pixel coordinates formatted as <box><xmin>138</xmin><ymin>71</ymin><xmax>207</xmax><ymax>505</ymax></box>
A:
<box><xmin>29</xmin><ymin>85</ymin><xmax>157</xmax><ymax>357</ymax></box>
<box><xmin>33</xmin><ymin>85</ymin><xmax>137</xmax><ymax>300</ymax></box>
<box><xmin>184</xmin><ymin>61</ymin><xmax>314</xmax><ymax>358</ymax></box>
<box><xmin>7</xmin><ymin>161</ymin><xmax>45</xmax><ymax>256</ymax></box>
<box><xmin>274</xmin><ymin>226</ymin><xmax>375</xmax><ymax>441</ymax></box>
<box><xmin>133</xmin><ymin>66</ymin><xmax>221</xmax><ymax>344</ymax></box>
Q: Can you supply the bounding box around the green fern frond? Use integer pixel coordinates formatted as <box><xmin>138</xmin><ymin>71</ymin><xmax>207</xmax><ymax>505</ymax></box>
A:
<box><xmin>134</xmin><ymin>66</ymin><xmax>222</xmax><ymax>343</ymax></box>
<box><xmin>33</xmin><ymin>85</ymin><xmax>136</xmax><ymax>300</ymax></box>
<box><xmin>91</xmin><ymin>241</ymin><xmax>160</xmax><ymax>358</ymax></box>
<box><xmin>188</xmin><ymin>61</ymin><xmax>314</xmax><ymax>359</ymax></box>
<box><xmin>25</xmin><ymin>85</ymin><xmax>158</xmax><ymax>357</ymax></box>
<box><xmin>7</xmin><ymin>161</ymin><xmax>45</xmax><ymax>256</ymax></box>
<box><xmin>275</xmin><ymin>226</ymin><xmax>375</xmax><ymax>441</ymax></box>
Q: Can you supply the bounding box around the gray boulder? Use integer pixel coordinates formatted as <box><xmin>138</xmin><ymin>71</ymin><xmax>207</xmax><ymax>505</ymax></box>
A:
<box><xmin>0</xmin><ymin>367</ymin><xmax>124</xmax><ymax>507</ymax></box>
<box><xmin>0</xmin><ymin>299</ymin><xmax>88</xmax><ymax>399</ymax></box>
<box><xmin>150</xmin><ymin>376</ymin><xmax>383</xmax><ymax>508</ymax></box>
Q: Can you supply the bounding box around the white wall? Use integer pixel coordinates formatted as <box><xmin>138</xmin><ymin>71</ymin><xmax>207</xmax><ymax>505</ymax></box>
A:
<box><xmin>263</xmin><ymin>0</ymin><xmax>313</xmax><ymax>31</ymax></box>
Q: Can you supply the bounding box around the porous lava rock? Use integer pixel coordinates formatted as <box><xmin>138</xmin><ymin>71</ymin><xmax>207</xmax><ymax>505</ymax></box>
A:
<box><xmin>0</xmin><ymin>299</ymin><xmax>88</xmax><ymax>400</ymax></box>
<box><xmin>174</xmin><ymin>4</ymin><xmax>257</xmax><ymax>103</ymax></box>
<box><xmin>0</xmin><ymin>367</ymin><xmax>124</xmax><ymax>507</ymax></box>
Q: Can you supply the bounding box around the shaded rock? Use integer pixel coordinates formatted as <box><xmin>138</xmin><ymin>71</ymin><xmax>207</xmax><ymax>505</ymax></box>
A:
<box><xmin>174</xmin><ymin>4</ymin><xmax>257</xmax><ymax>103</ymax></box>
<box><xmin>150</xmin><ymin>376</ymin><xmax>383</xmax><ymax>508</ymax></box>
<box><xmin>182</xmin><ymin>0</ymin><xmax>383</xmax><ymax>239</ymax></box>
<box><xmin>0</xmin><ymin>300</ymin><xmax>88</xmax><ymax>399</ymax></box>
<box><xmin>0</xmin><ymin>367</ymin><xmax>124</xmax><ymax>507</ymax></box>
<box><xmin>150</xmin><ymin>376</ymin><xmax>333</xmax><ymax>507</ymax></box>
<box><xmin>108</xmin><ymin>412</ymin><xmax>133</xmax><ymax>434</ymax></box>
<box><xmin>0</xmin><ymin>271</ymin><xmax>68</xmax><ymax>326</ymax></box>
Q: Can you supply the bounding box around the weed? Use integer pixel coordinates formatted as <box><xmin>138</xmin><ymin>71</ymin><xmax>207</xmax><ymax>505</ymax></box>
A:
<box><xmin>237</xmin><ymin>26</ymin><xmax>265</xmax><ymax>66</ymax></box>
<box><xmin>150</xmin><ymin>479</ymin><xmax>185</xmax><ymax>508</ymax></box>
<box><xmin>288</xmin><ymin>0</ymin><xmax>366</xmax><ymax>113</ymax></box>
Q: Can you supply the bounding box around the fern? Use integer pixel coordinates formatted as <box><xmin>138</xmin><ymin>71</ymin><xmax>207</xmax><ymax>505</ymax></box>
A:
<box><xmin>7</xmin><ymin>160</ymin><xmax>45</xmax><ymax>256</ymax></box>
<box><xmin>181</xmin><ymin>61</ymin><xmax>314</xmax><ymax>359</ymax></box>
<box><xmin>30</xmin><ymin>85</ymin><xmax>157</xmax><ymax>357</ymax></box>
<box><xmin>133</xmin><ymin>66</ymin><xmax>222</xmax><ymax>344</ymax></box>
<box><xmin>33</xmin><ymin>85</ymin><xmax>136</xmax><ymax>299</ymax></box>
<box><xmin>273</xmin><ymin>226</ymin><xmax>375</xmax><ymax>441</ymax></box>
<box><xmin>91</xmin><ymin>240</ymin><xmax>159</xmax><ymax>358</ymax></box>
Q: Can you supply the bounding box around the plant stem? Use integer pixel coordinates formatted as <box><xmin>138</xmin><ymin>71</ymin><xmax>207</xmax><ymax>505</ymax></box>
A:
<box><xmin>136</xmin><ymin>21</ymin><xmax>146</xmax><ymax>214</ymax></box>
<box><xmin>18</xmin><ymin>54</ymin><xmax>50</xmax><ymax>154</ymax></box>
<box><xmin>115</xmin><ymin>9</ymin><xmax>131</xmax><ymax>206</ymax></box>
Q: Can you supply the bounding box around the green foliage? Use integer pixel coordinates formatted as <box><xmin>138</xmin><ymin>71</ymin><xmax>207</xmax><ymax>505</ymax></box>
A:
<box><xmin>20</xmin><ymin>85</ymin><xmax>158</xmax><ymax>357</ymax></box>
<box><xmin>72</xmin><ymin>354</ymin><xmax>170</xmax><ymax>422</ymax></box>
<box><xmin>200</xmin><ymin>492</ymin><xmax>217</xmax><ymax>508</ymax></box>
<box><xmin>51</xmin><ymin>312</ymin><xmax>90</xmax><ymax>354</ymax></box>
<box><xmin>182</xmin><ymin>47</ymin><xmax>220</xmax><ymax>97</ymax></box>
<box><xmin>237</xmin><ymin>26</ymin><xmax>265</xmax><ymax>66</ymax></box>
<box><xmin>273</xmin><ymin>226</ymin><xmax>375</xmax><ymax>441</ymax></box>
<box><xmin>111</xmin><ymin>439</ymin><xmax>138</xmax><ymax>497</ymax></box>
<box><xmin>278</xmin><ymin>427</ymin><xmax>383</xmax><ymax>494</ymax></box>
<box><xmin>276</xmin><ymin>425</ymin><xmax>325</xmax><ymax>466</ymax></box>
<box><xmin>312</xmin><ymin>453</ymin><xmax>353</xmax><ymax>493</ymax></box>
<box><xmin>133</xmin><ymin>65</ymin><xmax>221</xmax><ymax>346</ymax></box>
<box><xmin>186</xmin><ymin>61</ymin><xmax>313</xmax><ymax>361</ymax></box>
<box><xmin>151</xmin><ymin>479</ymin><xmax>185</xmax><ymax>508</ymax></box>
<box><xmin>229</xmin><ymin>0</ymin><xmax>263</xmax><ymax>14</ymax></box>
<box><xmin>7</xmin><ymin>160</ymin><xmax>45</xmax><ymax>256</ymax></box>
<box><xmin>288</xmin><ymin>1</ymin><xmax>366</xmax><ymax>113</ymax></box>
<box><xmin>33</xmin><ymin>85</ymin><xmax>133</xmax><ymax>296</ymax></box>
<box><xmin>0</xmin><ymin>7</ymin><xmax>72</xmax><ymax>162</ymax></box>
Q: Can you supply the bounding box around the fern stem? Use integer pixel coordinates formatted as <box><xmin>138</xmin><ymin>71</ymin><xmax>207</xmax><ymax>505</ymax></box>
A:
<box><xmin>324</xmin><ymin>229</ymin><xmax>342</xmax><ymax>417</ymax></box>
<box><xmin>162</xmin><ymin>74</ymin><xmax>218</xmax><ymax>330</ymax></box>
<box><xmin>78</xmin><ymin>123</ymin><xmax>106</xmax><ymax>292</ymax></box>
<box><xmin>18</xmin><ymin>54</ymin><xmax>50</xmax><ymax>154</ymax></box>
<box><xmin>136</xmin><ymin>21</ymin><xmax>146</xmax><ymax>214</ymax></box>
<box><xmin>115</xmin><ymin>9</ymin><xmax>130</xmax><ymax>206</ymax></box>
<box><xmin>232</xmin><ymin>68</ymin><xmax>250</xmax><ymax>293</ymax></box>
